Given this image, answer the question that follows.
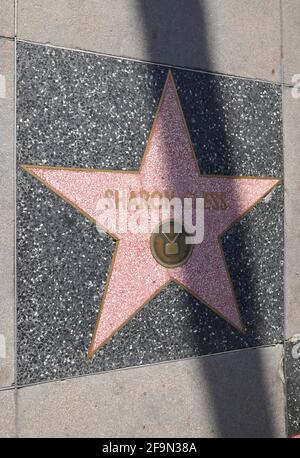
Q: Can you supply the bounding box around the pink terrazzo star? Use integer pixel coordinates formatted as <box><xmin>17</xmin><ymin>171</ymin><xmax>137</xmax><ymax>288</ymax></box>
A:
<box><xmin>22</xmin><ymin>72</ymin><xmax>282</xmax><ymax>357</ymax></box>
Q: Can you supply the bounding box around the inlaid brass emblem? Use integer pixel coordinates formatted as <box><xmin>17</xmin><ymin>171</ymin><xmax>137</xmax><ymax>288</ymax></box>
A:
<box><xmin>150</xmin><ymin>220</ymin><xmax>193</xmax><ymax>268</ymax></box>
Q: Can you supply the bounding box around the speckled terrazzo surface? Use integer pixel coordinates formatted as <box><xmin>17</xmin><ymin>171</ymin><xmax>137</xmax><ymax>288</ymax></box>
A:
<box><xmin>17</xmin><ymin>42</ymin><xmax>283</xmax><ymax>385</ymax></box>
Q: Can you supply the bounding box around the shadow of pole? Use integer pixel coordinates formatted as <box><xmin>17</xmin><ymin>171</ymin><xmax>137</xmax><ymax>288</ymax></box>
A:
<box><xmin>136</xmin><ymin>0</ymin><xmax>278</xmax><ymax>438</ymax></box>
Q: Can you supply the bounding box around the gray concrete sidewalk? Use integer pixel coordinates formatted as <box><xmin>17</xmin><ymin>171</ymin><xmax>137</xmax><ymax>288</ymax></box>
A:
<box><xmin>1</xmin><ymin>346</ymin><xmax>285</xmax><ymax>438</ymax></box>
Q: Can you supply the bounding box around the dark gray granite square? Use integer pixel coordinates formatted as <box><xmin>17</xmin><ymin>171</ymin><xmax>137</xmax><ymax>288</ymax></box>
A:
<box><xmin>17</xmin><ymin>41</ymin><xmax>284</xmax><ymax>385</ymax></box>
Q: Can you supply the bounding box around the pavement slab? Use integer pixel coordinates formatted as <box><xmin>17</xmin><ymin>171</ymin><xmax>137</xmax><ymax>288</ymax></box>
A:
<box><xmin>282</xmin><ymin>0</ymin><xmax>300</xmax><ymax>86</ymax></box>
<box><xmin>0</xmin><ymin>37</ymin><xmax>15</xmax><ymax>388</ymax></box>
<box><xmin>0</xmin><ymin>0</ymin><xmax>15</xmax><ymax>39</ymax></box>
<box><xmin>285</xmin><ymin>339</ymin><xmax>300</xmax><ymax>437</ymax></box>
<box><xmin>283</xmin><ymin>87</ymin><xmax>300</xmax><ymax>339</ymax></box>
<box><xmin>0</xmin><ymin>388</ymin><xmax>16</xmax><ymax>437</ymax></box>
<box><xmin>16</xmin><ymin>42</ymin><xmax>283</xmax><ymax>385</ymax></box>
<box><xmin>17</xmin><ymin>0</ymin><xmax>281</xmax><ymax>81</ymax></box>
<box><xmin>17</xmin><ymin>346</ymin><xmax>285</xmax><ymax>438</ymax></box>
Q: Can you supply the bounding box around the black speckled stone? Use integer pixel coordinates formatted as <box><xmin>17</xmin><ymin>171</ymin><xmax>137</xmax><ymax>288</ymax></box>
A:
<box><xmin>285</xmin><ymin>341</ymin><xmax>300</xmax><ymax>436</ymax></box>
<box><xmin>17</xmin><ymin>41</ymin><xmax>284</xmax><ymax>385</ymax></box>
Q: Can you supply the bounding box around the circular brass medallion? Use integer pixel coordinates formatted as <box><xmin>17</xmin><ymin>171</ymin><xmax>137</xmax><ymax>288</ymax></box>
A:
<box><xmin>150</xmin><ymin>220</ymin><xmax>193</xmax><ymax>268</ymax></box>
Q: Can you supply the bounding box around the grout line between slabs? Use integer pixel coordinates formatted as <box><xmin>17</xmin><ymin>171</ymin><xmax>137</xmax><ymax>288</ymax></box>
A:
<box><xmin>0</xmin><ymin>35</ymin><xmax>14</xmax><ymax>41</ymax></box>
